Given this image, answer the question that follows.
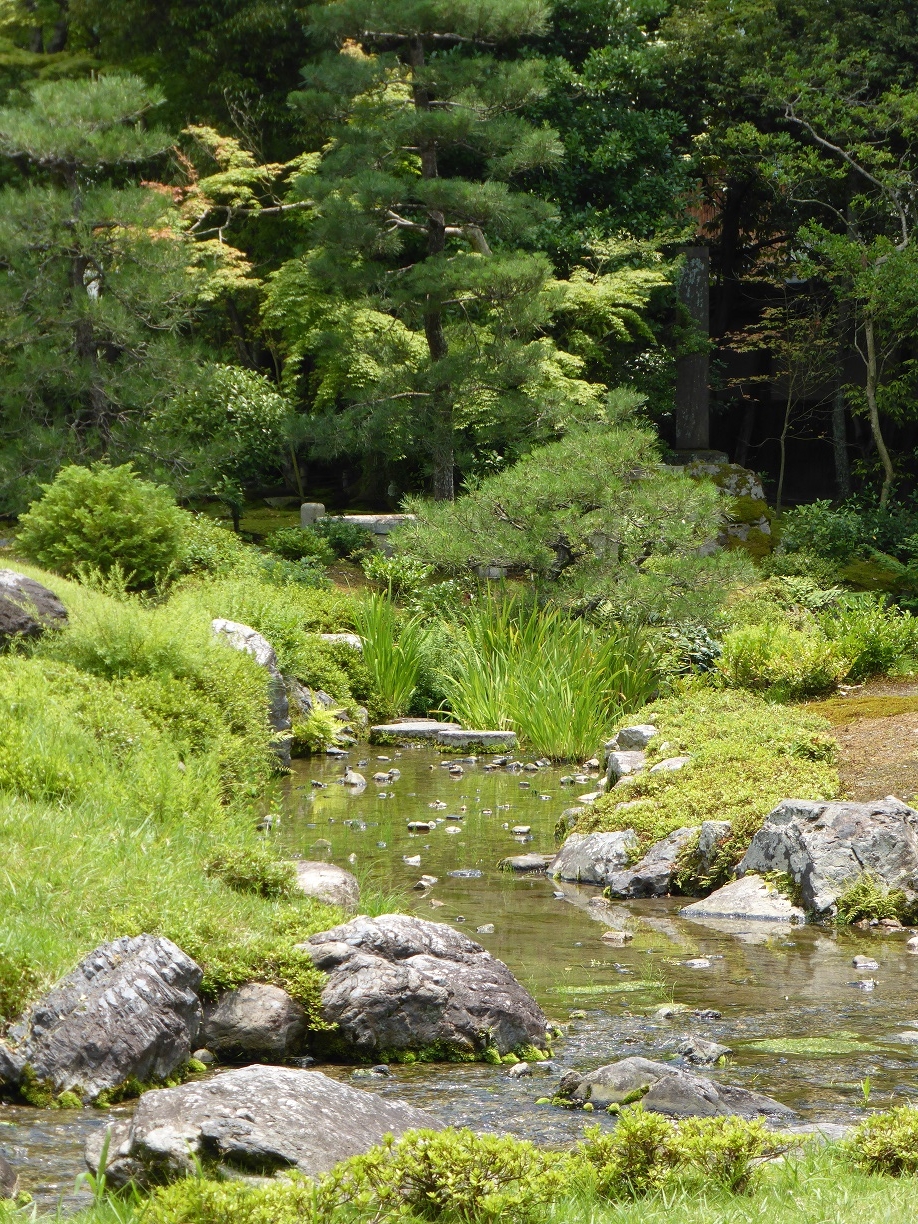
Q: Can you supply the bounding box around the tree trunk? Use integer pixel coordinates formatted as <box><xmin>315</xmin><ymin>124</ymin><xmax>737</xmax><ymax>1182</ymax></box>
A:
<box><xmin>831</xmin><ymin>382</ymin><xmax>851</xmax><ymax>500</ymax></box>
<box><xmin>675</xmin><ymin>246</ymin><xmax>710</xmax><ymax>451</ymax></box>
<box><xmin>776</xmin><ymin>389</ymin><xmax>793</xmax><ymax>514</ymax></box>
<box><xmin>864</xmin><ymin>316</ymin><xmax>894</xmax><ymax>507</ymax></box>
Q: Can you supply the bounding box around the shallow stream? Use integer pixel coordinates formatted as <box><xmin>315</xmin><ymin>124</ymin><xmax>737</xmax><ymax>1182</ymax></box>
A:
<box><xmin>7</xmin><ymin>743</ymin><xmax>918</xmax><ymax>1208</ymax></box>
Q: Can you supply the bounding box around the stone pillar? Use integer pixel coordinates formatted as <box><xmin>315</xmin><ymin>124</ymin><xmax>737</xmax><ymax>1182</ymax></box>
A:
<box><xmin>675</xmin><ymin>246</ymin><xmax>710</xmax><ymax>450</ymax></box>
<box><xmin>300</xmin><ymin>502</ymin><xmax>326</xmax><ymax>527</ymax></box>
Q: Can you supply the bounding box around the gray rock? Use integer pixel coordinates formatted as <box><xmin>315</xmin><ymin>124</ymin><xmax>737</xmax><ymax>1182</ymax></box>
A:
<box><xmin>676</xmin><ymin>1036</ymin><xmax>731</xmax><ymax>1065</ymax></box>
<box><xmin>680</xmin><ymin>875</ymin><xmax>806</xmax><ymax>923</ymax></box>
<box><xmin>852</xmin><ymin>955</ymin><xmax>879</xmax><ymax>971</ymax></box>
<box><xmin>612</xmin><ymin>725</ymin><xmax>657</xmax><ymax>751</ymax></box>
<box><xmin>548</xmin><ymin>831</ymin><xmax>638</xmax><ymax>885</ymax></box>
<box><xmin>302</xmin><ymin>914</ymin><xmax>548</xmax><ymax>1058</ymax></box>
<box><xmin>202</xmin><ymin>984</ymin><xmax>306</xmax><ymax>1060</ymax></box>
<box><xmin>300</xmin><ymin>503</ymin><xmax>326</xmax><ymax>526</ymax></box>
<box><xmin>85</xmin><ymin>1064</ymin><xmax>438</xmax><ymax>1188</ymax></box>
<box><xmin>0</xmin><ymin>935</ymin><xmax>202</xmax><ymax>1102</ymax></box>
<box><xmin>606</xmin><ymin>750</ymin><xmax>646</xmax><ymax>786</ymax></box>
<box><xmin>649</xmin><ymin>756</ymin><xmax>691</xmax><ymax>774</ymax></box>
<box><xmin>0</xmin><ymin>1154</ymin><xmax>18</xmax><ymax>1200</ymax></box>
<box><xmin>318</xmin><ymin>633</ymin><xmax>363</xmax><ymax>651</ymax></box>
<box><xmin>0</xmin><ymin>569</ymin><xmax>68</xmax><ymax>645</ymax></box>
<box><xmin>370</xmin><ymin>720</ymin><xmax>463</xmax><ymax>742</ymax></box>
<box><xmin>293</xmin><ymin>860</ymin><xmax>360</xmax><ymax>909</ymax></box>
<box><xmin>212</xmin><ymin>619</ymin><xmax>291</xmax><ymax>767</ymax></box>
<box><xmin>558</xmin><ymin>1056</ymin><xmax>794</xmax><ymax>1120</ymax></box>
<box><xmin>738</xmin><ymin>798</ymin><xmax>918</xmax><ymax>916</ymax></box>
<box><xmin>498</xmin><ymin>853</ymin><xmax>554</xmax><ymax>873</ymax></box>
<box><xmin>506</xmin><ymin>1061</ymin><xmax>531</xmax><ymax>1078</ymax></box>
<box><xmin>604</xmin><ymin>827</ymin><xmax>697</xmax><ymax>898</ymax></box>
<box><xmin>696</xmin><ymin>821</ymin><xmax>732</xmax><ymax>872</ymax></box>
<box><xmin>436</xmin><ymin>729</ymin><xmax>517</xmax><ymax>751</ymax></box>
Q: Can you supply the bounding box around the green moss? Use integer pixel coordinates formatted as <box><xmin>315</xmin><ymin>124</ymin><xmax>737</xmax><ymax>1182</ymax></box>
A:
<box><xmin>805</xmin><ymin>694</ymin><xmax>918</xmax><ymax>725</ymax></box>
<box><xmin>741</xmin><ymin>1034</ymin><xmax>878</xmax><ymax>1057</ymax></box>
<box><xmin>582</xmin><ymin>688</ymin><xmax>838</xmax><ymax>880</ymax></box>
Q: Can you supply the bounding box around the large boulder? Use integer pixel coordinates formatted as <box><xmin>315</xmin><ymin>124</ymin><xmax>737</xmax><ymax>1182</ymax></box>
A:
<box><xmin>548</xmin><ymin>831</ymin><xmax>637</xmax><ymax>885</ymax></box>
<box><xmin>680</xmin><ymin>875</ymin><xmax>805</xmax><ymax>923</ymax></box>
<box><xmin>0</xmin><ymin>570</ymin><xmax>67</xmax><ymax>645</ymax></box>
<box><xmin>558</xmin><ymin>1056</ymin><xmax>794</xmax><ymax>1121</ymax></box>
<box><xmin>738</xmin><ymin>798</ymin><xmax>918</xmax><ymax>916</ymax></box>
<box><xmin>0</xmin><ymin>935</ymin><xmax>202</xmax><ymax>1103</ymax></box>
<box><xmin>211</xmin><ymin>619</ymin><xmax>291</xmax><ymax>767</ymax></box>
<box><xmin>293</xmin><ymin>860</ymin><xmax>360</xmax><ymax>909</ymax></box>
<box><xmin>604</xmin><ymin>827</ymin><xmax>696</xmax><ymax>898</ymax></box>
<box><xmin>85</xmin><ymin>1065</ymin><xmax>439</xmax><ymax>1187</ymax></box>
<box><xmin>302</xmin><ymin>914</ymin><xmax>549</xmax><ymax>1058</ymax></box>
<box><xmin>201</xmin><ymin>984</ymin><xmax>307</xmax><ymax>1060</ymax></box>
<box><xmin>605</xmin><ymin>750</ymin><xmax>646</xmax><ymax>786</ymax></box>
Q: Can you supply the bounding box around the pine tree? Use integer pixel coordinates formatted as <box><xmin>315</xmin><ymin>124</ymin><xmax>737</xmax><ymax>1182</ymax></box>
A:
<box><xmin>273</xmin><ymin>0</ymin><xmax>604</xmax><ymax>499</ymax></box>
<box><xmin>0</xmin><ymin>74</ymin><xmax>209</xmax><ymax>510</ymax></box>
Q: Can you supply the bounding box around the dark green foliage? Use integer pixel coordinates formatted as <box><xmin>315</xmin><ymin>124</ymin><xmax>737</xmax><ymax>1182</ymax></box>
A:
<box><xmin>205</xmin><ymin>845</ymin><xmax>296</xmax><ymax>899</ymax></box>
<box><xmin>312</xmin><ymin>516</ymin><xmax>375</xmax><ymax>559</ymax></box>
<box><xmin>264</xmin><ymin>526</ymin><xmax>335</xmax><ymax>565</ymax></box>
<box><xmin>834</xmin><ymin>873</ymin><xmax>909</xmax><ymax>925</ymax></box>
<box><xmin>16</xmin><ymin>463</ymin><xmax>186</xmax><ymax>589</ymax></box>
<box><xmin>779</xmin><ymin>501</ymin><xmax>918</xmax><ymax>567</ymax></box>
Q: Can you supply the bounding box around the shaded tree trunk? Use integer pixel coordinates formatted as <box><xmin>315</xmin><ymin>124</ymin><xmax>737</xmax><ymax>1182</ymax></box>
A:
<box><xmin>675</xmin><ymin>246</ymin><xmax>710</xmax><ymax>450</ymax></box>
<box><xmin>864</xmin><ymin>316</ymin><xmax>894</xmax><ymax>507</ymax></box>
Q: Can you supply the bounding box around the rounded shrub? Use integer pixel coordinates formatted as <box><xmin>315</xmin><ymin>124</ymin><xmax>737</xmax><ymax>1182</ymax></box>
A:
<box><xmin>847</xmin><ymin>1104</ymin><xmax>918</xmax><ymax>1175</ymax></box>
<box><xmin>17</xmin><ymin>462</ymin><xmax>185</xmax><ymax>589</ymax></box>
<box><xmin>578</xmin><ymin>1109</ymin><xmax>681</xmax><ymax>1199</ymax></box>
<box><xmin>312</xmin><ymin>516</ymin><xmax>375</xmax><ymax>558</ymax></box>
<box><xmin>264</xmin><ymin>526</ymin><xmax>334</xmax><ymax>566</ymax></box>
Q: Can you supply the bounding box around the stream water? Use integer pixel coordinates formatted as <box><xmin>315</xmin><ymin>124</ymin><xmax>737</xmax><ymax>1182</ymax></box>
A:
<box><xmin>6</xmin><ymin>743</ymin><xmax>918</xmax><ymax>1209</ymax></box>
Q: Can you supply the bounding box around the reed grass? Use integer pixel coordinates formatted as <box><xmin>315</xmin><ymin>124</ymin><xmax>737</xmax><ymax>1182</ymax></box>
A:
<box><xmin>355</xmin><ymin>594</ymin><xmax>432</xmax><ymax>716</ymax></box>
<box><xmin>441</xmin><ymin>598</ymin><xmax>657</xmax><ymax>760</ymax></box>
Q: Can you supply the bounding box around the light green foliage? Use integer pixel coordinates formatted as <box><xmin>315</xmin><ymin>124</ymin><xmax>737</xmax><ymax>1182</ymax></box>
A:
<box><xmin>141</xmin><ymin>1174</ymin><xmax>334</xmax><ymax>1224</ymax></box>
<box><xmin>442</xmin><ymin>597</ymin><xmax>657</xmax><ymax>760</ymax></box>
<box><xmin>205</xmin><ymin>845</ymin><xmax>296</xmax><ymax>899</ymax></box>
<box><xmin>394</xmin><ymin>413</ymin><xmax>724</xmax><ymax>603</ymax></box>
<box><xmin>356</xmin><ymin>594</ymin><xmax>430</xmax><ymax>716</ymax></box>
<box><xmin>716</xmin><ymin>623</ymin><xmax>850</xmax><ymax>700</ymax></box>
<box><xmin>17</xmin><ymin>463</ymin><xmax>186</xmax><ymax>590</ymax></box>
<box><xmin>835</xmin><ymin>872</ymin><xmax>909</xmax><ymax>925</ymax></box>
<box><xmin>0</xmin><ymin>563</ymin><xmax>341</xmax><ymax>1032</ymax></box>
<box><xmin>291</xmin><ymin>705</ymin><xmax>345</xmax><ymax>755</ymax></box>
<box><xmin>677</xmin><ymin>1116</ymin><xmax>784</xmax><ymax>1194</ymax></box>
<box><xmin>578</xmin><ymin>1110</ymin><xmax>681</xmax><ymax>1199</ymax></box>
<box><xmin>818</xmin><ymin>595</ymin><xmax>918</xmax><ymax>679</ymax></box>
<box><xmin>321</xmin><ymin>1127</ymin><xmax>569</xmax><ymax>1223</ymax></box>
<box><xmin>265</xmin><ymin>526</ymin><xmax>335</xmax><ymax>566</ymax></box>
<box><xmin>361</xmin><ymin>552</ymin><xmax>434</xmax><ymax>600</ymax></box>
<box><xmin>846</xmin><ymin>1105</ymin><xmax>918</xmax><ymax>1176</ymax></box>
<box><xmin>176</xmin><ymin>516</ymin><xmax>252</xmax><ymax>578</ymax></box>
<box><xmin>582</xmin><ymin>688</ymin><xmax>838</xmax><ymax>877</ymax></box>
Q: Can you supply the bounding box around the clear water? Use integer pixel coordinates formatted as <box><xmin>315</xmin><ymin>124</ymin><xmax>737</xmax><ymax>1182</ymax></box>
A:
<box><xmin>8</xmin><ymin>743</ymin><xmax>918</xmax><ymax>1207</ymax></box>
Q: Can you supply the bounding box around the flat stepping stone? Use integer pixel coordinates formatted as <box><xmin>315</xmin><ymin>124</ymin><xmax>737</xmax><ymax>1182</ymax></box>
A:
<box><xmin>499</xmin><ymin>853</ymin><xmax>554</xmax><ymax>872</ymax></box>
<box><xmin>680</xmin><ymin>875</ymin><xmax>806</xmax><ymax>924</ymax></box>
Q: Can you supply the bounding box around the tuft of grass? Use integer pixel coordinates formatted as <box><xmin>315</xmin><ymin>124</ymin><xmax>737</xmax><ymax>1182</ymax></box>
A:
<box><xmin>440</xmin><ymin>597</ymin><xmax>657</xmax><ymax>761</ymax></box>
<box><xmin>356</xmin><ymin>593</ymin><xmax>431</xmax><ymax>716</ymax></box>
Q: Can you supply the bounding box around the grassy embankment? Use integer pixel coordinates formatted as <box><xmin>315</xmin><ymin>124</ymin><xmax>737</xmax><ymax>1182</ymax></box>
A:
<box><xmin>0</xmin><ymin>559</ymin><xmax>365</xmax><ymax>1042</ymax></box>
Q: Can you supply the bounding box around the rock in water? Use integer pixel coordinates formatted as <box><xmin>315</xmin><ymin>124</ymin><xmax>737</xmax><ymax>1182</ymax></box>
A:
<box><xmin>0</xmin><ymin>570</ymin><xmax>68</xmax><ymax>645</ymax></box>
<box><xmin>211</xmin><ymin>618</ymin><xmax>291</xmax><ymax>767</ymax></box>
<box><xmin>680</xmin><ymin>875</ymin><xmax>805</xmax><ymax>923</ymax></box>
<box><xmin>738</xmin><ymin>798</ymin><xmax>918</xmax><ymax>916</ymax></box>
<box><xmin>0</xmin><ymin>935</ymin><xmax>202</xmax><ymax>1102</ymax></box>
<box><xmin>302</xmin><ymin>914</ymin><xmax>548</xmax><ymax>1058</ymax></box>
<box><xmin>202</xmin><ymin>984</ymin><xmax>307</xmax><ymax>1060</ymax></box>
<box><xmin>0</xmin><ymin>1153</ymin><xmax>18</xmax><ymax>1200</ymax></box>
<box><xmin>558</xmin><ymin>1056</ymin><xmax>794</xmax><ymax>1120</ymax></box>
<box><xmin>293</xmin><ymin>861</ymin><xmax>360</xmax><ymax>909</ymax></box>
<box><xmin>604</xmin><ymin>827</ymin><xmax>697</xmax><ymax>898</ymax></box>
<box><xmin>85</xmin><ymin>1065</ymin><xmax>438</xmax><ymax>1188</ymax></box>
<box><xmin>548</xmin><ymin>831</ymin><xmax>638</xmax><ymax>885</ymax></box>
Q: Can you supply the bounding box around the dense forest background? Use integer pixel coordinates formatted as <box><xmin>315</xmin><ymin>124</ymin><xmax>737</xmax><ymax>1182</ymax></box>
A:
<box><xmin>1</xmin><ymin>0</ymin><xmax>917</xmax><ymax>516</ymax></box>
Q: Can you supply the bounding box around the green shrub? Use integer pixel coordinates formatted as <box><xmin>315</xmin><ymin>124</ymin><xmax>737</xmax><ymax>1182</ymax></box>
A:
<box><xmin>780</xmin><ymin>499</ymin><xmax>918</xmax><ymax>566</ymax></box>
<box><xmin>143</xmin><ymin>1174</ymin><xmax>335</xmax><ymax>1224</ymax></box>
<box><xmin>17</xmin><ymin>463</ymin><xmax>186</xmax><ymax>590</ymax></box>
<box><xmin>582</xmin><ymin>688</ymin><xmax>838</xmax><ymax>879</ymax></box>
<box><xmin>818</xmin><ymin>594</ymin><xmax>918</xmax><ymax>680</ymax></box>
<box><xmin>176</xmin><ymin>515</ymin><xmax>252</xmax><ymax>578</ymax></box>
<box><xmin>205</xmin><ymin>845</ymin><xmax>295</xmax><ymax>899</ymax></box>
<box><xmin>846</xmin><ymin>1105</ymin><xmax>918</xmax><ymax>1176</ymax></box>
<box><xmin>677</xmin><ymin>1115</ymin><xmax>784</xmax><ymax>1194</ymax></box>
<box><xmin>362</xmin><ymin>550</ymin><xmax>434</xmax><ymax>598</ymax></box>
<box><xmin>291</xmin><ymin>705</ymin><xmax>344</xmax><ymax>755</ymax></box>
<box><xmin>322</xmin><ymin>1128</ymin><xmax>568</xmax><ymax>1222</ymax></box>
<box><xmin>258</xmin><ymin>556</ymin><xmax>329</xmax><ymax>588</ymax></box>
<box><xmin>834</xmin><ymin>872</ymin><xmax>908</xmax><ymax>925</ymax></box>
<box><xmin>313</xmin><ymin>516</ymin><xmax>375</xmax><ymax>558</ymax></box>
<box><xmin>264</xmin><ymin>526</ymin><xmax>335</xmax><ymax>565</ymax></box>
<box><xmin>716</xmin><ymin>624</ymin><xmax>849</xmax><ymax>700</ymax></box>
<box><xmin>441</xmin><ymin>597</ymin><xmax>658</xmax><ymax>761</ymax></box>
<box><xmin>579</xmin><ymin>1109</ymin><xmax>681</xmax><ymax>1199</ymax></box>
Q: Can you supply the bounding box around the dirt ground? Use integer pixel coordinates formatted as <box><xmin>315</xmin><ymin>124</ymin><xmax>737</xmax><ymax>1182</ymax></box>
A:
<box><xmin>807</xmin><ymin>679</ymin><xmax>918</xmax><ymax>803</ymax></box>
